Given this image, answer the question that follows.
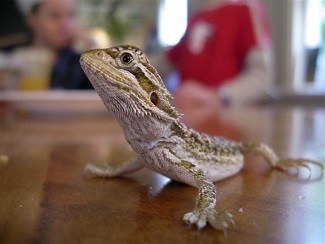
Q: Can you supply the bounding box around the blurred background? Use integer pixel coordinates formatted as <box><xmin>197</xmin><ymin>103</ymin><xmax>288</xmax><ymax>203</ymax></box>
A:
<box><xmin>0</xmin><ymin>0</ymin><xmax>324</xmax><ymax>102</ymax></box>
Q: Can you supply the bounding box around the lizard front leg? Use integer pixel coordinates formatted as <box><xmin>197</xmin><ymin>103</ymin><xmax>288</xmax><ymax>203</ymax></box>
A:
<box><xmin>167</xmin><ymin>159</ymin><xmax>233</xmax><ymax>230</ymax></box>
<box><xmin>183</xmin><ymin>178</ymin><xmax>233</xmax><ymax>231</ymax></box>
<box><xmin>85</xmin><ymin>157</ymin><xmax>143</xmax><ymax>177</ymax></box>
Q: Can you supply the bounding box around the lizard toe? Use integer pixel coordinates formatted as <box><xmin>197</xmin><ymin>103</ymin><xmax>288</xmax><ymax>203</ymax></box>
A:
<box><xmin>183</xmin><ymin>209</ymin><xmax>234</xmax><ymax>230</ymax></box>
<box><xmin>84</xmin><ymin>163</ymin><xmax>115</xmax><ymax>177</ymax></box>
<box><xmin>183</xmin><ymin>212</ymin><xmax>199</xmax><ymax>226</ymax></box>
<box><xmin>207</xmin><ymin>211</ymin><xmax>234</xmax><ymax>230</ymax></box>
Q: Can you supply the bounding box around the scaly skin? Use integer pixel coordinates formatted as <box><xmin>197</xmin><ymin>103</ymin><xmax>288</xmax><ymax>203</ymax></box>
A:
<box><xmin>80</xmin><ymin>45</ymin><xmax>323</xmax><ymax>231</ymax></box>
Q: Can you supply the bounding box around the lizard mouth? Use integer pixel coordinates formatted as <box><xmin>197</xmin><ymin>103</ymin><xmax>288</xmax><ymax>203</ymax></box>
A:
<box><xmin>80</xmin><ymin>52</ymin><xmax>171</xmax><ymax>117</ymax></box>
<box><xmin>80</xmin><ymin>49</ymin><xmax>178</xmax><ymax>123</ymax></box>
<box><xmin>81</xmin><ymin>53</ymin><xmax>133</xmax><ymax>89</ymax></box>
<box><xmin>80</xmin><ymin>52</ymin><xmax>149</xmax><ymax>101</ymax></box>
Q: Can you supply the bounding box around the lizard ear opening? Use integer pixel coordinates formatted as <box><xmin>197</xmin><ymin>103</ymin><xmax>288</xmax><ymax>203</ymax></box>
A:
<box><xmin>150</xmin><ymin>92</ymin><xmax>159</xmax><ymax>106</ymax></box>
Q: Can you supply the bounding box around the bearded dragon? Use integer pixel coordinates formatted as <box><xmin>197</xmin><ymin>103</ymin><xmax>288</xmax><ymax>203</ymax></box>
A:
<box><xmin>80</xmin><ymin>45</ymin><xmax>323</xmax><ymax>231</ymax></box>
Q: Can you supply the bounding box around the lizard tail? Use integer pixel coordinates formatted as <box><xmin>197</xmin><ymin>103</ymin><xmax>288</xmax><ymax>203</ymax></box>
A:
<box><xmin>239</xmin><ymin>142</ymin><xmax>279</xmax><ymax>167</ymax></box>
<box><xmin>238</xmin><ymin>142</ymin><xmax>323</xmax><ymax>179</ymax></box>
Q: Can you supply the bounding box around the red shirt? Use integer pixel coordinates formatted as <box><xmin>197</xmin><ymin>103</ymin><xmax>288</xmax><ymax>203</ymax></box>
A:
<box><xmin>166</xmin><ymin>2</ymin><xmax>268</xmax><ymax>88</ymax></box>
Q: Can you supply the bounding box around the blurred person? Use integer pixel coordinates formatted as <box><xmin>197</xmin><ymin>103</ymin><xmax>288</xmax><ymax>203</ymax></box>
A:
<box><xmin>13</xmin><ymin>0</ymin><xmax>94</xmax><ymax>90</ymax></box>
<box><xmin>153</xmin><ymin>0</ymin><xmax>273</xmax><ymax>111</ymax></box>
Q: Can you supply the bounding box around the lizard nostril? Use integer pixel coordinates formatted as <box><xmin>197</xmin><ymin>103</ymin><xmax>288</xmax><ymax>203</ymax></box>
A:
<box><xmin>96</xmin><ymin>51</ymin><xmax>103</xmax><ymax>59</ymax></box>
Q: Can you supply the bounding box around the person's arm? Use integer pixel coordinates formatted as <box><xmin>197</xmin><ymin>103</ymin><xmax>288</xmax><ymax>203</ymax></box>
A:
<box><xmin>219</xmin><ymin>46</ymin><xmax>273</xmax><ymax>104</ymax></box>
<box><xmin>220</xmin><ymin>0</ymin><xmax>273</xmax><ymax>104</ymax></box>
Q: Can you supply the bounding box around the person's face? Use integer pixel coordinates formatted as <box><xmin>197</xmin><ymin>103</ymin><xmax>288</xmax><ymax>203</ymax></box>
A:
<box><xmin>27</xmin><ymin>0</ymin><xmax>75</xmax><ymax>49</ymax></box>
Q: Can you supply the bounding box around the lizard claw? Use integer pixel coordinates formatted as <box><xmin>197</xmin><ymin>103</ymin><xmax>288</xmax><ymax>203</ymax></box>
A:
<box><xmin>84</xmin><ymin>163</ymin><xmax>115</xmax><ymax>177</ymax></box>
<box><xmin>276</xmin><ymin>158</ymin><xmax>323</xmax><ymax>179</ymax></box>
<box><xmin>183</xmin><ymin>208</ymin><xmax>234</xmax><ymax>231</ymax></box>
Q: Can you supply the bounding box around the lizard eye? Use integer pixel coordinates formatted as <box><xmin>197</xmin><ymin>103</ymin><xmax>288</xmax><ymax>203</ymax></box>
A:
<box><xmin>120</xmin><ymin>53</ymin><xmax>133</xmax><ymax>64</ymax></box>
<box><xmin>150</xmin><ymin>92</ymin><xmax>159</xmax><ymax>106</ymax></box>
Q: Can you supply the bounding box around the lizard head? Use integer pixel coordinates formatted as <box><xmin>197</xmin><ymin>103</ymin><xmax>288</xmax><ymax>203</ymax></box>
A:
<box><xmin>80</xmin><ymin>45</ymin><xmax>180</xmax><ymax>122</ymax></box>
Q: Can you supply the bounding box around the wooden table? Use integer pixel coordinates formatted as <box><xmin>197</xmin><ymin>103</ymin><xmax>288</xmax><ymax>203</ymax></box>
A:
<box><xmin>0</xmin><ymin>101</ymin><xmax>324</xmax><ymax>243</ymax></box>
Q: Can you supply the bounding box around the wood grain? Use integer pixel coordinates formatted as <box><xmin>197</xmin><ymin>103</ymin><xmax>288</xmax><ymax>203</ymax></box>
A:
<box><xmin>0</xmin><ymin>104</ymin><xmax>324</xmax><ymax>244</ymax></box>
